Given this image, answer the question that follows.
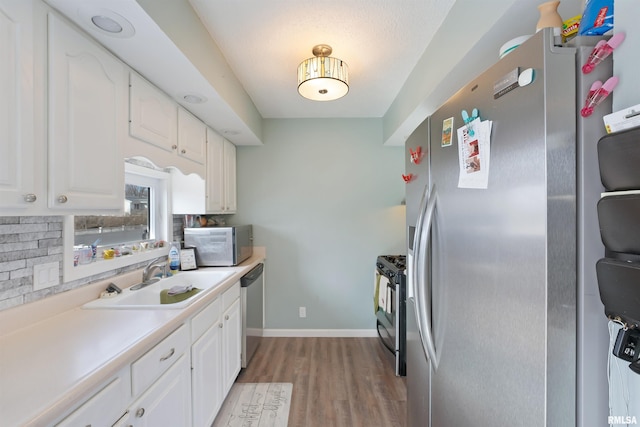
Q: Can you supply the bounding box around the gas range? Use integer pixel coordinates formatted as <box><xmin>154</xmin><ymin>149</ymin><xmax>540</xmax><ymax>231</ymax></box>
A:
<box><xmin>375</xmin><ymin>254</ymin><xmax>407</xmax><ymax>376</ymax></box>
<box><xmin>376</xmin><ymin>255</ymin><xmax>407</xmax><ymax>280</ymax></box>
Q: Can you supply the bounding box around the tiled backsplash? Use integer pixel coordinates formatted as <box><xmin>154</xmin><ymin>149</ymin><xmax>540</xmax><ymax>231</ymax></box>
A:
<box><xmin>0</xmin><ymin>215</ymin><xmax>185</xmax><ymax>312</ymax></box>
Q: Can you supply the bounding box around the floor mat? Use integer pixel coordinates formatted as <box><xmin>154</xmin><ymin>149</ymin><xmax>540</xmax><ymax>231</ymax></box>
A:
<box><xmin>212</xmin><ymin>382</ymin><xmax>292</xmax><ymax>427</ymax></box>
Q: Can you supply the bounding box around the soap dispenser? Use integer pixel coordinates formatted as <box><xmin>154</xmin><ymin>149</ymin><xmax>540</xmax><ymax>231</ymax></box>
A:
<box><xmin>168</xmin><ymin>241</ymin><xmax>181</xmax><ymax>275</ymax></box>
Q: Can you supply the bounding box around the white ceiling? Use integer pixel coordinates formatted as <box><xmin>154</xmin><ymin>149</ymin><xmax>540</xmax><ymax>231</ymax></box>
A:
<box><xmin>188</xmin><ymin>0</ymin><xmax>456</xmax><ymax>119</ymax></box>
<box><xmin>42</xmin><ymin>1</ymin><xmax>590</xmax><ymax>146</ymax></box>
<box><xmin>44</xmin><ymin>0</ymin><xmax>456</xmax><ymax>145</ymax></box>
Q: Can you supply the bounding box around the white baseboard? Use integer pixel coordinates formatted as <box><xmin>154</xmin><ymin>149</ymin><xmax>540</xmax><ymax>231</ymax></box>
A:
<box><xmin>262</xmin><ymin>329</ymin><xmax>378</xmax><ymax>338</ymax></box>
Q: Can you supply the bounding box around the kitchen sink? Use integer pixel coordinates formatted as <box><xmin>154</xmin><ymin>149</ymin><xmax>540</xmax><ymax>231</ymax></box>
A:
<box><xmin>83</xmin><ymin>270</ymin><xmax>235</xmax><ymax>309</ymax></box>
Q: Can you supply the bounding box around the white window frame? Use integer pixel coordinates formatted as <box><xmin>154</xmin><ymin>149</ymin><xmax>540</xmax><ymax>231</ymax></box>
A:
<box><xmin>63</xmin><ymin>163</ymin><xmax>172</xmax><ymax>282</ymax></box>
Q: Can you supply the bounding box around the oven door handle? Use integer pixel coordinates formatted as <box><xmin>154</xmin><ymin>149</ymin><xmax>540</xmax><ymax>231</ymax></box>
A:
<box><xmin>411</xmin><ymin>184</ymin><xmax>438</xmax><ymax>369</ymax></box>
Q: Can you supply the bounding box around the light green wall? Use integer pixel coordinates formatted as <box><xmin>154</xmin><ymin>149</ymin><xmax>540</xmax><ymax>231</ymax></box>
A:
<box><xmin>232</xmin><ymin>118</ymin><xmax>405</xmax><ymax>331</ymax></box>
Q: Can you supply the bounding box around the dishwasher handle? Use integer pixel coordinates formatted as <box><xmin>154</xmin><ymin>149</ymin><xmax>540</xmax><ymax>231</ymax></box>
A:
<box><xmin>241</xmin><ymin>263</ymin><xmax>264</xmax><ymax>287</ymax></box>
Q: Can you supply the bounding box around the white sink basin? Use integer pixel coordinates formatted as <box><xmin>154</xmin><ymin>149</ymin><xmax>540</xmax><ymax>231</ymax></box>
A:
<box><xmin>83</xmin><ymin>270</ymin><xmax>234</xmax><ymax>309</ymax></box>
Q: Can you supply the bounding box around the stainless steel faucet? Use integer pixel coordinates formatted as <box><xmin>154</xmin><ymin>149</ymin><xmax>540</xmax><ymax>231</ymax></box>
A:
<box><xmin>142</xmin><ymin>256</ymin><xmax>168</xmax><ymax>282</ymax></box>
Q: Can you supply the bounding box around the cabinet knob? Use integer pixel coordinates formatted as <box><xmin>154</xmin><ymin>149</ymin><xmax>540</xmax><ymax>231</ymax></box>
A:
<box><xmin>171</xmin><ymin>144</ymin><xmax>178</xmax><ymax>150</ymax></box>
<box><xmin>57</xmin><ymin>195</ymin><xmax>68</xmax><ymax>203</ymax></box>
<box><xmin>136</xmin><ymin>407</ymin><xmax>145</xmax><ymax>418</ymax></box>
<box><xmin>219</xmin><ymin>323</ymin><xmax>223</xmax><ymax>328</ymax></box>
<box><xmin>181</xmin><ymin>149</ymin><xmax>186</xmax><ymax>154</ymax></box>
<box><xmin>24</xmin><ymin>194</ymin><xmax>37</xmax><ymax>203</ymax></box>
<box><xmin>225</xmin><ymin>314</ymin><xmax>230</xmax><ymax>320</ymax></box>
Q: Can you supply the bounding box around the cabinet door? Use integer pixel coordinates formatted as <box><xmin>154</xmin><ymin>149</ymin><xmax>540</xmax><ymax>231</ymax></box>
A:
<box><xmin>177</xmin><ymin>107</ymin><xmax>206</xmax><ymax>165</ymax></box>
<box><xmin>223</xmin><ymin>139</ymin><xmax>237</xmax><ymax>213</ymax></box>
<box><xmin>48</xmin><ymin>13</ymin><xmax>125</xmax><ymax>211</ymax></box>
<box><xmin>191</xmin><ymin>321</ymin><xmax>223</xmax><ymax>427</ymax></box>
<box><xmin>222</xmin><ymin>297</ymin><xmax>241</xmax><ymax>396</ymax></box>
<box><xmin>128</xmin><ymin>353</ymin><xmax>192</xmax><ymax>427</ymax></box>
<box><xmin>0</xmin><ymin>0</ymin><xmax>41</xmax><ymax>211</ymax></box>
<box><xmin>129</xmin><ymin>72</ymin><xmax>177</xmax><ymax>152</ymax></box>
<box><xmin>131</xmin><ymin>324</ymin><xmax>189</xmax><ymax>397</ymax></box>
<box><xmin>206</xmin><ymin>130</ymin><xmax>237</xmax><ymax>214</ymax></box>
<box><xmin>55</xmin><ymin>369</ymin><xmax>130</xmax><ymax>427</ymax></box>
<box><xmin>206</xmin><ymin>128</ymin><xmax>225</xmax><ymax>213</ymax></box>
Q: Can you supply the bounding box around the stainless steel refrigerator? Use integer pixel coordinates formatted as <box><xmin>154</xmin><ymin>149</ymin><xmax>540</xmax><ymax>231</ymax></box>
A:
<box><xmin>405</xmin><ymin>29</ymin><xmax>612</xmax><ymax>426</ymax></box>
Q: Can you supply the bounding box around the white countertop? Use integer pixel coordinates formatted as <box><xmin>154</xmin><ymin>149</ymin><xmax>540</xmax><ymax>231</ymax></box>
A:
<box><xmin>0</xmin><ymin>249</ymin><xmax>265</xmax><ymax>427</ymax></box>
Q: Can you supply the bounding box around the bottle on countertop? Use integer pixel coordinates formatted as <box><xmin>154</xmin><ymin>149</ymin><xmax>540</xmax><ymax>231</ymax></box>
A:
<box><xmin>168</xmin><ymin>241</ymin><xmax>181</xmax><ymax>275</ymax></box>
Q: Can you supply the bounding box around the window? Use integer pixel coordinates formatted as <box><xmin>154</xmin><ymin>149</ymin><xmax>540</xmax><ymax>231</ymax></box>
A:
<box><xmin>74</xmin><ymin>183</ymin><xmax>150</xmax><ymax>248</ymax></box>
<box><xmin>63</xmin><ymin>162</ymin><xmax>172</xmax><ymax>282</ymax></box>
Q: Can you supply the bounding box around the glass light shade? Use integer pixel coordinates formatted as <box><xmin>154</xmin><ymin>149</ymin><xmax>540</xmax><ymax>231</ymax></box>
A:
<box><xmin>91</xmin><ymin>15</ymin><xmax>123</xmax><ymax>33</ymax></box>
<box><xmin>297</xmin><ymin>56</ymin><xmax>349</xmax><ymax>101</ymax></box>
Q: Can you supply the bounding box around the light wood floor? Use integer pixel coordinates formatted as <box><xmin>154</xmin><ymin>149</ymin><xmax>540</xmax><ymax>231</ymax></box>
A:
<box><xmin>235</xmin><ymin>337</ymin><xmax>407</xmax><ymax>427</ymax></box>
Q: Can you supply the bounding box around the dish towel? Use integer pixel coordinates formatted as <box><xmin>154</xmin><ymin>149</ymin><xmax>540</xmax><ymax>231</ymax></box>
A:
<box><xmin>160</xmin><ymin>288</ymin><xmax>201</xmax><ymax>304</ymax></box>
<box><xmin>374</xmin><ymin>271</ymin><xmax>390</xmax><ymax>314</ymax></box>
<box><xmin>374</xmin><ymin>271</ymin><xmax>381</xmax><ymax>314</ymax></box>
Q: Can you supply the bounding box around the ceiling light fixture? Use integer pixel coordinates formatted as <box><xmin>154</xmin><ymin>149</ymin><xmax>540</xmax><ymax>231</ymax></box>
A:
<box><xmin>182</xmin><ymin>93</ymin><xmax>207</xmax><ymax>104</ymax></box>
<box><xmin>297</xmin><ymin>44</ymin><xmax>349</xmax><ymax>101</ymax></box>
<box><xmin>91</xmin><ymin>15</ymin><xmax>123</xmax><ymax>33</ymax></box>
<box><xmin>79</xmin><ymin>7</ymin><xmax>135</xmax><ymax>38</ymax></box>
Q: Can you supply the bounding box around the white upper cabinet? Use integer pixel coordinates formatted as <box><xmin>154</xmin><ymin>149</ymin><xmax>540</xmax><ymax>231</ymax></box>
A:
<box><xmin>206</xmin><ymin>129</ymin><xmax>224</xmax><ymax>213</ymax></box>
<box><xmin>177</xmin><ymin>107</ymin><xmax>207</xmax><ymax>165</ymax></box>
<box><xmin>47</xmin><ymin>13</ymin><xmax>125</xmax><ymax>212</ymax></box>
<box><xmin>129</xmin><ymin>72</ymin><xmax>177</xmax><ymax>152</ymax></box>
<box><xmin>223</xmin><ymin>138</ymin><xmax>237</xmax><ymax>212</ymax></box>
<box><xmin>206</xmin><ymin>128</ymin><xmax>237</xmax><ymax>214</ymax></box>
<box><xmin>126</xmin><ymin>73</ymin><xmax>204</xmax><ymax>178</ymax></box>
<box><xmin>0</xmin><ymin>0</ymin><xmax>44</xmax><ymax>212</ymax></box>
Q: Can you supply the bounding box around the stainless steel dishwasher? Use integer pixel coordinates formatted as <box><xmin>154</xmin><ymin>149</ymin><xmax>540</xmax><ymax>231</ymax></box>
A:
<box><xmin>240</xmin><ymin>263</ymin><xmax>264</xmax><ymax>368</ymax></box>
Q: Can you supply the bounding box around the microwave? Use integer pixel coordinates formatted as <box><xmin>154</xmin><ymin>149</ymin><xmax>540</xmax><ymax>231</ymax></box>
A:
<box><xmin>184</xmin><ymin>225</ymin><xmax>253</xmax><ymax>267</ymax></box>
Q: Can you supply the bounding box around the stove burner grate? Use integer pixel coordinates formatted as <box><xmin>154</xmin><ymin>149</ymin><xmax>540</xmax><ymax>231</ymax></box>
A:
<box><xmin>377</xmin><ymin>255</ymin><xmax>406</xmax><ymax>272</ymax></box>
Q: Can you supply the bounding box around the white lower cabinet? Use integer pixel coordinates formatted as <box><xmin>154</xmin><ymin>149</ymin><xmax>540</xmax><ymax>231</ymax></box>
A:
<box><xmin>191</xmin><ymin>309</ymin><xmax>223</xmax><ymax>426</ymax></box>
<box><xmin>124</xmin><ymin>353</ymin><xmax>192</xmax><ymax>427</ymax></box>
<box><xmin>191</xmin><ymin>282</ymin><xmax>241</xmax><ymax>427</ymax></box>
<box><xmin>119</xmin><ymin>324</ymin><xmax>192</xmax><ymax>427</ymax></box>
<box><xmin>52</xmin><ymin>283</ymin><xmax>243</xmax><ymax>427</ymax></box>
<box><xmin>54</xmin><ymin>367</ymin><xmax>130</xmax><ymax>427</ymax></box>
<box><xmin>130</xmin><ymin>325</ymin><xmax>190</xmax><ymax>397</ymax></box>
<box><xmin>222</xmin><ymin>295</ymin><xmax>241</xmax><ymax>396</ymax></box>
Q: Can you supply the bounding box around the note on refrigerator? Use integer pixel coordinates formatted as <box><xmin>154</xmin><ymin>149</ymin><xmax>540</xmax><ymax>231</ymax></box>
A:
<box><xmin>457</xmin><ymin>118</ymin><xmax>492</xmax><ymax>189</ymax></box>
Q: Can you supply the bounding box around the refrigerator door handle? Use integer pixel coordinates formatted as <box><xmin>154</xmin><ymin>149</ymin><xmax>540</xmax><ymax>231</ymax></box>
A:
<box><xmin>410</xmin><ymin>184</ymin><xmax>429</xmax><ymax>304</ymax></box>
<box><xmin>411</xmin><ymin>184</ymin><xmax>439</xmax><ymax>369</ymax></box>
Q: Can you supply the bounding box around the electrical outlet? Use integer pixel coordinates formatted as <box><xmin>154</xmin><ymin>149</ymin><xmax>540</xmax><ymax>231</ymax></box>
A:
<box><xmin>299</xmin><ymin>306</ymin><xmax>306</xmax><ymax>318</ymax></box>
<box><xmin>33</xmin><ymin>261</ymin><xmax>60</xmax><ymax>291</ymax></box>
